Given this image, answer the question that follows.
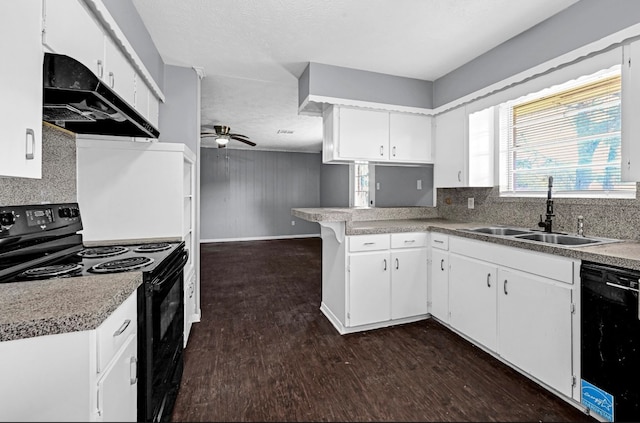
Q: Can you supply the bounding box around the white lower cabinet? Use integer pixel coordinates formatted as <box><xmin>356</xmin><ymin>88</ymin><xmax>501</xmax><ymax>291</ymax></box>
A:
<box><xmin>347</xmin><ymin>233</ymin><xmax>428</xmax><ymax>328</ymax></box>
<box><xmin>97</xmin><ymin>334</ymin><xmax>137</xmax><ymax>421</ymax></box>
<box><xmin>445</xmin><ymin>235</ymin><xmax>577</xmax><ymax>397</ymax></box>
<box><xmin>497</xmin><ymin>267</ymin><xmax>573</xmax><ymax>396</ymax></box>
<box><xmin>0</xmin><ymin>290</ymin><xmax>137</xmax><ymax>422</ymax></box>
<box><xmin>320</xmin><ymin>231</ymin><xmax>428</xmax><ymax>334</ymax></box>
<box><xmin>430</xmin><ymin>248</ymin><xmax>449</xmax><ymax>322</ymax></box>
<box><xmin>449</xmin><ymin>254</ymin><xmax>498</xmax><ymax>351</ymax></box>
<box><xmin>348</xmin><ymin>251</ymin><xmax>391</xmax><ymax>326</ymax></box>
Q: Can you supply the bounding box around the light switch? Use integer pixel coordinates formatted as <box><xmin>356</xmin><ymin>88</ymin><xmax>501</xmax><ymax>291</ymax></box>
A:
<box><xmin>376</xmin><ymin>182</ymin><xmax>380</xmax><ymax>190</ymax></box>
<box><xmin>468</xmin><ymin>197</ymin><xmax>474</xmax><ymax>209</ymax></box>
<box><xmin>417</xmin><ymin>179</ymin><xmax>422</xmax><ymax>190</ymax></box>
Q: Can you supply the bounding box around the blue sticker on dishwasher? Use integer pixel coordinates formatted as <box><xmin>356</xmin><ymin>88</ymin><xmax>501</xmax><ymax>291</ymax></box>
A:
<box><xmin>581</xmin><ymin>379</ymin><xmax>614</xmax><ymax>422</ymax></box>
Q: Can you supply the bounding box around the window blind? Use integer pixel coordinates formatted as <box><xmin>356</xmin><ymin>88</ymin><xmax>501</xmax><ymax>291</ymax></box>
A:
<box><xmin>500</xmin><ymin>66</ymin><xmax>634</xmax><ymax>196</ymax></box>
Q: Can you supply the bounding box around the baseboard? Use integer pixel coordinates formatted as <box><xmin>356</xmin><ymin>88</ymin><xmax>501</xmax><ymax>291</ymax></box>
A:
<box><xmin>200</xmin><ymin>233</ymin><xmax>321</xmax><ymax>243</ymax></box>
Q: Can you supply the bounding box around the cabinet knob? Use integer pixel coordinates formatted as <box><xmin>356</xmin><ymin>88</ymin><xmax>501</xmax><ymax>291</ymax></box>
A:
<box><xmin>504</xmin><ymin>279</ymin><xmax>508</xmax><ymax>295</ymax></box>
<box><xmin>380</xmin><ymin>145</ymin><xmax>384</xmax><ymax>156</ymax></box>
<box><xmin>457</xmin><ymin>170</ymin><xmax>462</xmax><ymax>182</ymax></box>
<box><xmin>486</xmin><ymin>273</ymin><xmax>491</xmax><ymax>287</ymax></box>
<box><xmin>395</xmin><ymin>258</ymin><xmax>399</xmax><ymax>270</ymax></box>
<box><xmin>440</xmin><ymin>259</ymin><xmax>444</xmax><ymax>271</ymax></box>
<box><xmin>383</xmin><ymin>259</ymin><xmax>387</xmax><ymax>271</ymax></box>
<box><xmin>130</xmin><ymin>356</ymin><xmax>138</xmax><ymax>385</ymax></box>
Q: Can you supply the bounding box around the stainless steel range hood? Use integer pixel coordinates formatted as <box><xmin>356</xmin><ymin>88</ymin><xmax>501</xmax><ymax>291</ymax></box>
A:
<box><xmin>43</xmin><ymin>53</ymin><xmax>159</xmax><ymax>138</ymax></box>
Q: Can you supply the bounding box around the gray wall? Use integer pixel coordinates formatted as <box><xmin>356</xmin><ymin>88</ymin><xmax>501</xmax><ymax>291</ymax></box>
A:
<box><xmin>299</xmin><ymin>62</ymin><xmax>433</xmax><ymax>109</ymax></box>
<box><xmin>0</xmin><ymin>125</ymin><xmax>76</xmax><ymax>206</ymax></box>
<box><xmin>320</xmin><ymin>163</ymin><xmax>349</xmax><ymax>207</ymax></box>
<box><xmin>200</xmin><ymin>149</ymin><xmax>321</xmax><ymax>241</ymax></box>
<box><xmin>375</xmin><ymin>165</ymin><xmax>434</xmax><ymax>207</ymax></box>
<box><xmin>159</xmin><ymin>65</ymin><xmax>199</xmax><ymax>153</ymax></box>
<box><xmin>433</xmin><ymin>0</ymin><xmax>640</xmax><ymax>107</ymax></box>
<box><xmin>101</xmin><ymin>0</ymin><xmax>165</xmax><ymax>90</ymax></box>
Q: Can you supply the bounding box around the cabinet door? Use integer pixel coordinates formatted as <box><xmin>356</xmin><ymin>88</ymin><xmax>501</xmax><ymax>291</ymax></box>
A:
<box><xmin>434</xmin><ymin>106</ymin><xmax>466</xmax><ymax>187</ymax></box>
<box><xmin>0</xmin><ymin>1</ymin><xmax>42</xmax><ymax>178</ymax></box>
<box><xmin>135</xmin><ymin>76</ymin><xmax>150</xmax><ymax>121</ymax></box>
<box><xmin>43</xmin><ymin>0</ymin><xmax>105</xmax><ymax>78</ymax></box>
<box><xmin>104</xmin><ymin>37</ymin><xmax>136</xmax><ymax>106</ymax></box>
<box><xmin>498</xmin><ymin>268</ymin><xmax>573</xmax><ymax>396</ymax></box>
<box><xmin>338</xmin><ymin>107</ymin><xmax>389</xmax><ymax>161</ymax></box>
<box><xmin>449</xmin><ymin>254</ymin><xmax>497</xmax><ymax>350</ymax></box>
<box><xmin>389</xmin><ymin>113</ymin><xmax>432</xmax><ymax>163</ymax></box>
<box><xmin>430</xmin><ymin>249</ymin><xmax>449</xmax><ymax>322</ymax></box>
<box><xmin>391</xmin><ymin>248</ymin><xmax>428</xmax><ymax>319</ymax></box>
<box><xmin>97</xmin><ymin>334</ymin><xmax>138</xmax><ymax>422</ymax></box>
<box><xmin>348</xmin><ymin>252</ymin><xmax>391</xmax><ymax>326</ymax></box>
<box><xmin>622</xmin><ymin>40</ymin><xmax>640</xmax><ymax>181</ymax></box>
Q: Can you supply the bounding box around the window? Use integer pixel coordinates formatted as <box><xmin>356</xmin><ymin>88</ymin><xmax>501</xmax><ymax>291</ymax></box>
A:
<box><xmin>350</xmin><ymin>163</ymin><xmax>374</xmax><ymax>207</ymax></box>
<box><xmin>498</xmin><ymin>64</ymin><xmax>635</xmax><ymax>197</ymax></box>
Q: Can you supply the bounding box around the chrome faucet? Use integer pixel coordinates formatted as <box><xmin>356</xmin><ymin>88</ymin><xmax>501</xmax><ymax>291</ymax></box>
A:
<box><xmin>538</xmin><ymin>176</ymin><xmax>554</xmax><ymax>233</ymax></box>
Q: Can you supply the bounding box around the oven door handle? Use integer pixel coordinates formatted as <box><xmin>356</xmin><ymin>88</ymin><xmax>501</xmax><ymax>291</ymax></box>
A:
<box><xmin>151</xmin><ymin>250</ymin><xmax>189</xmax><ymax>290</ymax></box>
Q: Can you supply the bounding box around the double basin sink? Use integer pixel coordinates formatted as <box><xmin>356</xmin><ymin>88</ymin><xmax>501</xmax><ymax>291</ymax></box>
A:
<box><xmin>460</xmin><ymin>226</ymin><xmax>620</xmax><ymax>247</ymax></box>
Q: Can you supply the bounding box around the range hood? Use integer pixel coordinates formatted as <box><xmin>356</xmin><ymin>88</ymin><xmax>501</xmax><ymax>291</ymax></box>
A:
<box><xmin>43</xmin><ymin>53</ymin><xmax>159</xmax><ymax>138</ymax></box>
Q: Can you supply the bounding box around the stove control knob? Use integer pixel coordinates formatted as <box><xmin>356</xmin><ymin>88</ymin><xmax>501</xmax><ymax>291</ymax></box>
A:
<box><xmin>70</xmin><ymin>208</ymin><xmax>80</xmax><ymax>218</ymax></box>
<box><xmin>58</xmin><ymin>207</ymin><xmax>71</xmax><ymax>218</ymax></box>
<box><xmin>0</xmin><ymin>212</ymin><xmax>15</xmax><ymax>227</ymax></box>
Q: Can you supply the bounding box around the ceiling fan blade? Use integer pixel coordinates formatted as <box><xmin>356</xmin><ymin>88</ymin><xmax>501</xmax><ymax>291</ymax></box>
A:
<box><xmin>229</xmin><ymin>133</ymin><xmax>249</xmax><ymax>139</ymax></box>
<box><xmin>231</xmin><ymin>135</ymin><xmax>256</xmax><ymax>146</ymax></box>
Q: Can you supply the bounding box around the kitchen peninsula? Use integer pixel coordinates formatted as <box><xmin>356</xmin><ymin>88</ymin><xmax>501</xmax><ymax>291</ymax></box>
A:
<box><xmin>293</xmin><ymin>205</ymin><xmax>640</xmax><ymax>412</ymax></box>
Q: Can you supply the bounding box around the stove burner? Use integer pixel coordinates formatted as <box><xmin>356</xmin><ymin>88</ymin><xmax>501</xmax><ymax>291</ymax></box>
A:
<box><xmin>134</xmin><ymin>243</ymin><xmax>172</xmax><ymax>253</ymax></box>
<box><xmin>89</xmin><ymin>256</ymin><xmax>154</xmax><ymax>274</ymax></box>
<box><xmin>78</xmin><ymin>246</ymin><xmax>129</xmax><ymax>258</ymax></box>
<box><xmin>19</xmin><ymin>263</ymin><xmax>83</xmax><ymax>279</ymax></box>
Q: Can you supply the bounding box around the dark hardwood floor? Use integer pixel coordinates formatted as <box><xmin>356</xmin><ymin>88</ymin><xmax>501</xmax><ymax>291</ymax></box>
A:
<box><xmin>171</xmin><ymin>237</ymin><xmax>594</xmax><ymax>422</ymax></box>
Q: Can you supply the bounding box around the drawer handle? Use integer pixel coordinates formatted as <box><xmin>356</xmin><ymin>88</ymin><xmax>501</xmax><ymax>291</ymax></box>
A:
<box><xmin>434</xmin><ymin>240</ymin><xmax>444</xmax><ymax>244</ymax></box>
<box><xmin>109</xmin><ymin>71</ymin><xmax>115</xmax><ymax>88</ymax></box>
<box><xmin>113</xmin><ymin>319</ymin><xmax>131</xmax><ymax>337</ymax></box>
<box><xmin>440</xmin><ymin>259</ymin><xmax>445</xmax><ymax>271</ymax></box>
<box><xmin>486</xmin><ymin>273</ymin><xmax>491</xmax><ymax>288</ymax></box>
<box><xmin>364</xmin><ymin>242</ymin><xmax>376</xmax><ymax>246</ymax></box>
<box><xmin>130</xmin><ymin>356</ymin><xmax>138</xmax><ymax>385</ymax></box>
<box><xmin>404</xmin><ymin>239</ymin><xmax>415</xmax><ymax>243</ymax></box>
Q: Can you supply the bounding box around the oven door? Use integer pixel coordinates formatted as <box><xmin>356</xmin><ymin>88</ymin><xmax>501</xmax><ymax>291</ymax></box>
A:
<box><xmin>139</xmin><ymin>249</ymin><xmax>187</xmax><ymax>422</ymax></box>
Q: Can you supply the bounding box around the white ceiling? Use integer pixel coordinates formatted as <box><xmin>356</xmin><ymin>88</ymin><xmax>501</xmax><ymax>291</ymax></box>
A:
<box><xmin>131</xmin><ymin>0</ymin><xmax>580</xmax><ymax>153</ymax></box>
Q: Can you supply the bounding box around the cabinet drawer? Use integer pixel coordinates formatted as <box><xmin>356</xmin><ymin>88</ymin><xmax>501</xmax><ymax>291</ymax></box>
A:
<box><xmin>96</xmin><ymin>290</ymin><xmax>137</xmax><ymax>373</ymax></box>
<box><xmin>349</xmin><ymin>234</ymin><xmax>390</xmax><ymax>252</ymax></box>
<box><xmin>391</xmin><ymin>232</ymin><xmax>427</xmax><ymax>248</ymax></box>
<box><xmin>430</xmin><ymin>233</ymin><xmax>449</xmax><ymax>250</ymax></box>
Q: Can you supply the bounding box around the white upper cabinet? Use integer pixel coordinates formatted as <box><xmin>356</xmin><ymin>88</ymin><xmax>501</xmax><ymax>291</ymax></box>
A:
<box><xmin>104</xmin><ymin>36</ymin><xmax>136</xmax><ymax>106</ymax></box>
<box><xmin>42</xmin><ymin>0</ymin><xmax>105</xmax><ymax>78</ymax></box>
<box><xmin>323</xmin><ymin>105</ymin><xmax>433</xmax><ymax>164</ymax></box>
<box><xmin>389</xmin><ymin>112</ymin><xmax>433</xmax><ymax>163</ymax></box>
<box><xmin>622</xmin><ymin>39</ymin><xmax>640</xmax><ymax>181</ymax></box>
<box><xmin>433</xmin><ymin>105</ymin><xmax>495</xmax><ymax>188</ymax></box>
<box><xmin>434</xmin><ymin>106</ymin><xmax>467</xmax><ymax>187</ymax></box>
<box><xmin>42</xmin><ymin>0</ymin><xmax>162</xmax><ymax>129</ymax></box>
<box><xmin>0</xmin><ymin>0</ymin><xmax>43</xmax><ymax>178</ymax></box>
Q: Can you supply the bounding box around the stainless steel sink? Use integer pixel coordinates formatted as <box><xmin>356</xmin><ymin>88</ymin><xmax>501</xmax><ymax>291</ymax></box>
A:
<box><xmin>463</xmin><ymin>227</ymin><xmax>534</xmax><ymax>236</ymax></box>
<box><xmin>514</xmin><ymin>232</ymin><xmax>618</xmax><ymax>247</ymax></box>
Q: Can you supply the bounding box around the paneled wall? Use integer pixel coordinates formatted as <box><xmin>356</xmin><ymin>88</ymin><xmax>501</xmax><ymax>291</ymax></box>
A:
<box><xmin>200</xmin><ymin>148</ymin><xmax>321</xmax><ymax>241</ymax></box>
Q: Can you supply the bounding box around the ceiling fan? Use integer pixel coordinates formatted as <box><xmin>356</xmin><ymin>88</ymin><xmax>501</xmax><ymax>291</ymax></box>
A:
<box><xmin>200</xmin><ymin>124</ymin><xmax>256</xmax><ymax>148</ymax></box>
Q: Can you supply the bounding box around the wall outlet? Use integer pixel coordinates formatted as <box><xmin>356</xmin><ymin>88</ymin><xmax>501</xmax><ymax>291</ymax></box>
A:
<box><xmin>376</xmin><ymin>182</ymin><xmax>380</xmax><ymax>190</ymax></box>
<box><xmin>291</xmin><ymin>220</ymin><xmax>295</xmax><ymax>226</ymax></box>
<box><xmin>417</xmin><ymin>179</ymin><xmax>422</xmax><ymax>190</ymax></box>
<box><xmin>468</xmin><ymin>197</ymin><xmax>475</xmax><ymax>209</ymax></box>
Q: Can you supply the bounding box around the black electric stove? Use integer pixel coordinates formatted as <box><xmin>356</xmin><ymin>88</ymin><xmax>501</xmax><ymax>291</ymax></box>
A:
<box><xmin>0</xmin><ymin>202</ymin><xmax>187</xmax><ymax>422</ymax></box>
<box><xmin>0</xmin><ymin>203</ymin><xmax>181</xmax><ymax>283</ymax></box>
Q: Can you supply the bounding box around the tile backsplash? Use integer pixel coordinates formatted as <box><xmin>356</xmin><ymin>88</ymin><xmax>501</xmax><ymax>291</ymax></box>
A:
<box><xmin>437</xmin><ymin>186</ymin><xmax>640</xmax><ymax>240</ymax></box>
<box><xmin>0</xmin><ymin>124</ymin><xmax>76</xmax><ymax>206</ymax></box>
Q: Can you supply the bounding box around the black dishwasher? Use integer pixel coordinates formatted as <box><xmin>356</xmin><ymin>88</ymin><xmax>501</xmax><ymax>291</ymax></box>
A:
<box><xmin>580</xmin><ymin>261</ymin><xmax>640</xmax><ymax>422</ymax></box>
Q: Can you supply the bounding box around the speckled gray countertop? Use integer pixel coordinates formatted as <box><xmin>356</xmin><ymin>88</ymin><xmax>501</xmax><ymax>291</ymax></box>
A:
<box><xmin>292</xmin><ymin>207</ymin><xmax>640</xmax><ymax>271</ymax></box>
<box><xmin>0</xmin><ymin>272</ymin><xmax>142</xmax><ymax>342</ymax></box>
<box><xmin>0</xmin><ymin>237</ymin><xmax>181</xmax><ymax>343</ymax></box>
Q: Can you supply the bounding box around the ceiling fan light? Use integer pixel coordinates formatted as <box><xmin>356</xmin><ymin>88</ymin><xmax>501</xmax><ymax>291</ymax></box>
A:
<box><xmin>216</xmin><ymin>135</ymin><xmax>230</xmax><ymax>145</ymax></box>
